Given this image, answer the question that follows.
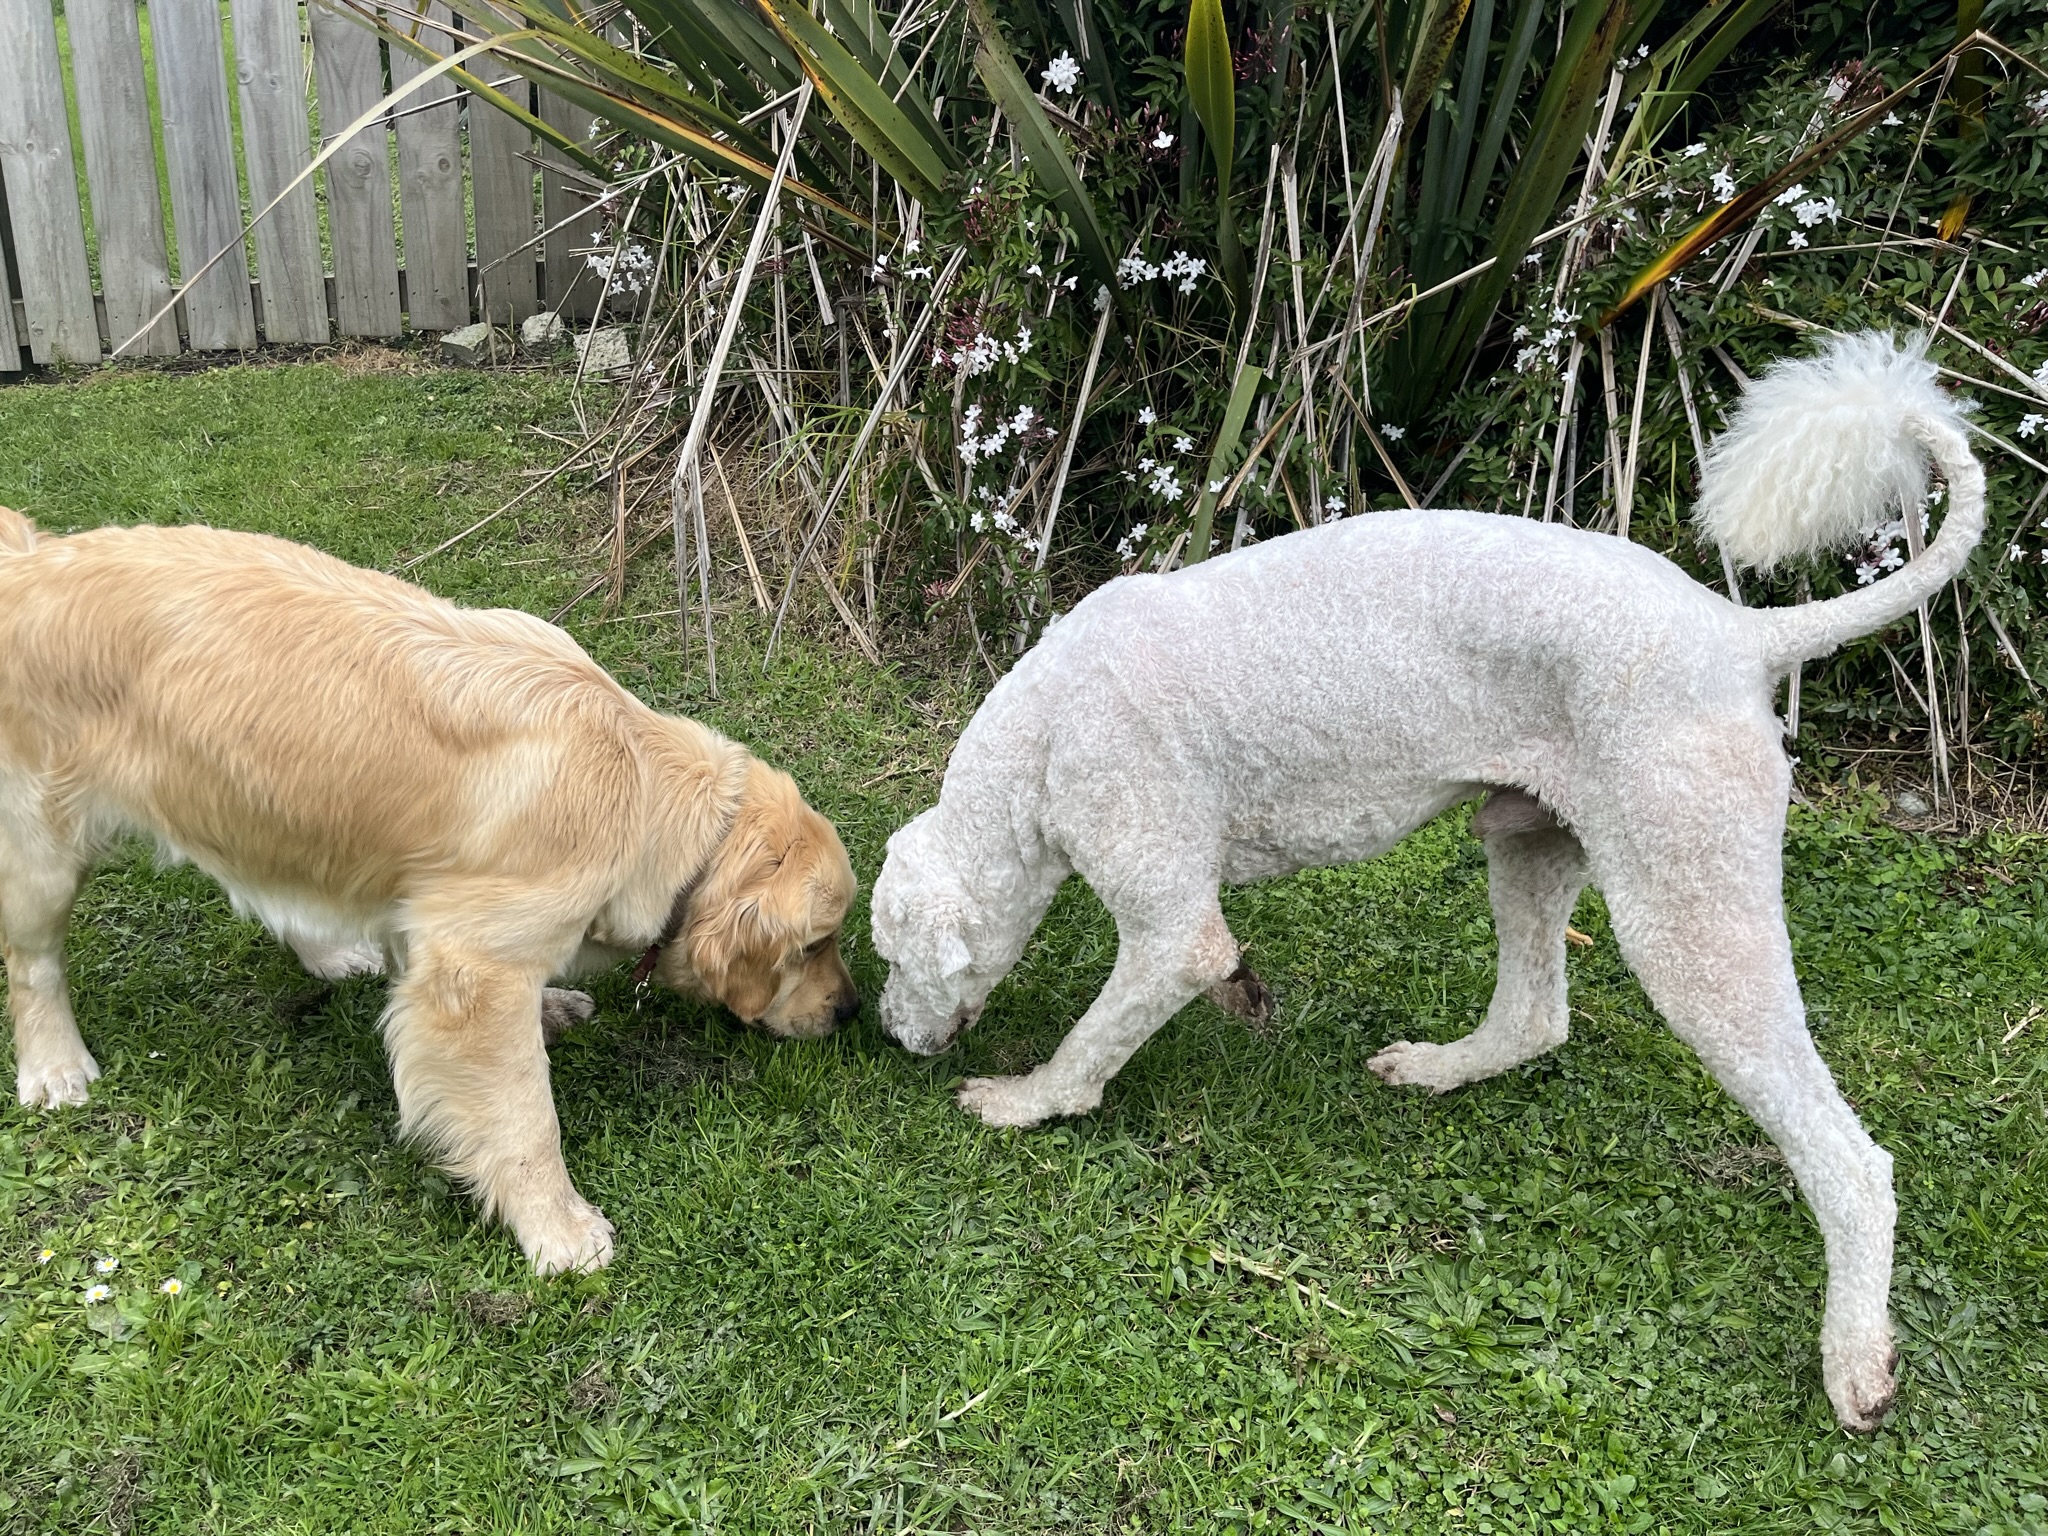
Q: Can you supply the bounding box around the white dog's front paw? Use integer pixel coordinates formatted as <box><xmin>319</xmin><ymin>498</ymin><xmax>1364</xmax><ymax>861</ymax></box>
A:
<box><xmin>1824</xmin><ymin>1331</ymin><xmax>1899</xmax><ymax>1433</ymax></box>
<box><xmin>18</xmin><ymin>1050</ymin><xmax>102</xmax><ymax>1109</ymax></box>
<box><xmin>520</xmin><ymin>1195</ymin><xmax>616</xmax><ymax>1276</ymax></box>
<box><xmin>541</xmin><ymin>988</ymin><xmax>598</xmax><ymax>1046</ymax></box>
<box><xmin>1367</xmin><ymin>1040</ymin><xmax>1467</xmax><ymax>1094</ymax></box>
<box><xmin>957</xmin><ymin>1073</ymin><xmax>1098</xmax><ymax>1129</ymax></box>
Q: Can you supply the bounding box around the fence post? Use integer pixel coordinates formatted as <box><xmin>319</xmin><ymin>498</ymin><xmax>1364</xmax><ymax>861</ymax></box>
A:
<box><xmin>539</xmin><ymin>93</ymin><xmax>602</xmax><ymax>321</ymax></box>
<box><xmin>387</xmin><ymin>0</ymin><xmax>469</xmax><ymax>331</ymax></box>
<box><xmin>468</xmin><ymin>56</ymin><xmax>540</xmax><ymax>323</ymax></box>
<box><xmin>153</xmin><ymin>0</ymin><xmax>261</xmax><ymax>349</ymax></box>
<box><xmin>69</xmin><ymin>0</ymin><xmax>181</xmax><ymax>356</ymax></box>
<box><xmin>310</xmin><ymin>0</ymin><xmax>402</xmax><ymax>337</ymax></box>
<box><xmin>232</xmin><ymin>0</ymin><xmax>331</xmax><ymax>343</ymax></box>
<box><xmin>0</xmin><ymin>0</ymin><xmax>103</xmax><ymax>363</ymax></box>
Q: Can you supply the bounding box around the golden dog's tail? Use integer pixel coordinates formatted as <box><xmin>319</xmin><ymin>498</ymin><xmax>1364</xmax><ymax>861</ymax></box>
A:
<box><xmin>0</xmin><ymin>505</ymin><xmax>36</xmax><ymax>555</ymax></box>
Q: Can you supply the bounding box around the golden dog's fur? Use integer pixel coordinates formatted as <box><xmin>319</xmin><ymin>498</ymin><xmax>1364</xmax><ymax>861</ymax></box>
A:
<box><xmin>0</xmin><ymin>508</ymin><xmax>857</xmax><ymax>1273</ymax></box>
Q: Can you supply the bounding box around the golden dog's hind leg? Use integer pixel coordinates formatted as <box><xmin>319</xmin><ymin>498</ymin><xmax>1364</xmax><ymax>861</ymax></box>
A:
<box><xmin>0</xmin><ymin>811</ymin><xmax>98</xmax><ymax>1109</ymax></box>
<box><xmin>382</xmin><ymin>942</ymin><xmax>614</xmax><ymax>1274</ymax></box>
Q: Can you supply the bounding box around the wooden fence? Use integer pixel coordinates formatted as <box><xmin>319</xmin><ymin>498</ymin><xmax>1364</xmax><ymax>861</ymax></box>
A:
<box><xmin>0</xmin><ymin>0</ymin><xmax>607</xmax><ymax>371</ymax></box>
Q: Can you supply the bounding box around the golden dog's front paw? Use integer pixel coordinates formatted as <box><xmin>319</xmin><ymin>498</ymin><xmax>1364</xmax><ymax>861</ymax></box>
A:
<box><xmin>18</xmin><ymin>1051</ymin><xmax>101</xmax><ymax>1109</ymax></box>
<box><xmin>521</xmin><ymin>1197</ymin><xmax>616</xmax><ymax>1276</ymax></box>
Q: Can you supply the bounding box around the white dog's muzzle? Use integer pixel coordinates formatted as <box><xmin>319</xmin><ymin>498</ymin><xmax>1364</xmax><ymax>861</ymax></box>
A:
<box><xmin>879</xmin><ymin>977</ymin><xmax>979</xmax><ymax>1055</ymax></box>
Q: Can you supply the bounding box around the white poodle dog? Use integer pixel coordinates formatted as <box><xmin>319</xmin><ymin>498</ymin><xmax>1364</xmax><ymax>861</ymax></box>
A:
<box><xmin>871</xmin><ymin>332</ymin><xmax>1985</xmax><ymax>1432</ymax></box>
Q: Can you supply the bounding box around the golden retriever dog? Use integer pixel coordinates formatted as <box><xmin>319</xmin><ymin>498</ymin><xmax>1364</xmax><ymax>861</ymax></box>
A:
<box><xmin>0</xmin><ymin>507</ymin><xmax>858</xmax><ymax>1273</ymax></box>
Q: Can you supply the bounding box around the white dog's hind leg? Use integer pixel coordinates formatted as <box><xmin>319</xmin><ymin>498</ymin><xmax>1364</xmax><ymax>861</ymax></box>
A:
<box><xmin>959</xmin><ymin>907</ymin><xmax>1240</xmax><ymax>1129</ymax></box>
<box><xmin>1604</xmin><ymin>845</ymin><xmax>1897</xmax><ymax>1433</ymax></box>
<box><xmin>383</xmin><ymin>938</ymin><xmax>614</xmax><ymax>1274</ymax></box>
<box><xmin>1371</xmin><ymin>794</ymin><xmax>1586</xmax><ymax>1092</ymax></box>
<box><xmin>540</xmin><ymin>988</ymin><xmax>597</xmax><ymax>1046</ymax></box>
<box><xmin>1</xmin><ymin>818</ymin><xmax>99</xmax><ymax>1109</ymax></box>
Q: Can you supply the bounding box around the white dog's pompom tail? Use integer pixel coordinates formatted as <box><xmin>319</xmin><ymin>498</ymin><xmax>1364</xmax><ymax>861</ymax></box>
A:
<box><xmin>1696</xmin><ymin>331</ymin><xmax>1954</xmax><ymax>570</ymax></box>
<box><xmin>1695</xmin><ymin>331</ymin><xmax>1987</xmax><ymax>671</ymax></box>
<box><xmin>0</xmin><ymin>505</ymin><xmax>36</xmax><ymax>555</ymax></box>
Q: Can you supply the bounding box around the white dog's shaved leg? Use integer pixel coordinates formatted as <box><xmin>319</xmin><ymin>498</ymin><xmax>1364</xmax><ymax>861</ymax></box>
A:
<box><xmin>1371</xmin><ymin>798</ymin><xmax>1586</xmax><ymax>1091</ymax></box>
<box><xmin>1</xmin><ymin>814</ymin><xmax>99</xmax><ymax>1109</ymax></box>
<box><xmin>1604</xmin><ymin>831</ymin><xmax>1897</xmax><ymax>1433</ymax></box>
<box><xmin>960</xmin><ymin>908</ymin><xmax>1240</xmax><ymax>1128</ymax></box>
<box><xmin>383</xmin><ymin>942</ymin><xmax>614</xmax><ymax>1274</ymax></box>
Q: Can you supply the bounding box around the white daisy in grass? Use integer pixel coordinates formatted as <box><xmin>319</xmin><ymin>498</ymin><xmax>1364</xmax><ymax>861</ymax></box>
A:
<box><xmin>38</xmin><ymin>1248</ymin><xmax>55</xmax><ymax>1265</ymax></box>
<box><xmin>84</xmin><ymin>1284</ymin><xmax>112</xmax><ymax>1304</ymax></box>
<box><xmin>95</xmin><ymin>1256</ymin><xmax>119</xmax><ymax>1275</ymax></box>
<box><xmin>159</xmin><ymin>1277</ymin><xmax>184</xmax><ymax>1296</ymax></box>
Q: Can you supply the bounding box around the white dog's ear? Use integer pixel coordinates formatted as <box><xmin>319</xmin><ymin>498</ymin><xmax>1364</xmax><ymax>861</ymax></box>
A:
<box><xmin>936</xmin><ymin>930</ymin><xmax>973</xmax><ymax>980</ymax></box>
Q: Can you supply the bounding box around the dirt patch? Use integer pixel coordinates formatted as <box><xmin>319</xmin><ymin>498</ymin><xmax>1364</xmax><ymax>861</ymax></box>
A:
<box><xmin>567</xmin><ymin>1361</ymin><xmax>618</xmax><ymax>1415</ymax></box>
<box><xmin>459</xmin><ymin>1290</ymin><xmax>534</xmax><ymax>1328</ymax></box>
<box><xmin>1680</xmin><ymin>1140</ymin><xmax>1789</xmax><ymax>1189</ymax></box>
<box><xmin>101</xmin><ymin>1450</ymin><xmax>144</xmax><ymax>1536</ymax></box>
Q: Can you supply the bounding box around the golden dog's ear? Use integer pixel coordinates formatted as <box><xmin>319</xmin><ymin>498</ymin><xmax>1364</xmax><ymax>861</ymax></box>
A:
<box><xmin>685</xmin><ymin>817</ymin><xmax>807</xmax><ymax>1020</ymax></box>
<box><xmin>703</xmin><ymin>924</ymin><xmax>782</xmax><ymax>1021</ymax></box>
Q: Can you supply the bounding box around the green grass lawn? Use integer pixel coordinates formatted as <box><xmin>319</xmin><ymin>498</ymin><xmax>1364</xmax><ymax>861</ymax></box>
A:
<box><xmin>1</xmin><ymin>358</ymin><xmax>2045</xmax><ymax>1535</ymax></box>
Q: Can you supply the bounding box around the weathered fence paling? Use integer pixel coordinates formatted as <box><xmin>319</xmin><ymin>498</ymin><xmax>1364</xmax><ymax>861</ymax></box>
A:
<box><xmin>0</xmin><ymin>0</ymin><xmax>607</xmax><ymax>366</ymax></box>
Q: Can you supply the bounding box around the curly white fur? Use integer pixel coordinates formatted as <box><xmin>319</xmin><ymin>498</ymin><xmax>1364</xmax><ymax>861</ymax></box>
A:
<box><xmin>1698</xmin><ymin>331</ymin><xmax>1949</xmax><ymax>570</ymax></box>
<box><xmin>873</xmin><ymin>330</ymin><xmax>1979</xmax><ymax>1432</ymax></box>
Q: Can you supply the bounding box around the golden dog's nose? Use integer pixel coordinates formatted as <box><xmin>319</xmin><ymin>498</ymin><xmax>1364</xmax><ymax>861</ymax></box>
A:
<box><xmin>834</xmin><ymin>989</ymin><xmax>862</xmax><ymax>1025</ymax></box>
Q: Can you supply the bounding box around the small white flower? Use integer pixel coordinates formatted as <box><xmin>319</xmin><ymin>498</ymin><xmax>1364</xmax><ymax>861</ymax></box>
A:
<box><xmin>1681</xmin><ymin>142</ymin><xmax>1706</xmax><ymax>158</ymax></box>
<box><xmin>1636</xmin><ymin>43</ymin><xmax>1650</xmax><ymax>60</ymax></box>
<box><xmin>1138</xmin><ymin>406</ymin><xmax>1157</xmax><ymax>426</ymax></box>
<box><xmin>1207</xmin><ymin>479</ymin><xmax>1225</xmax><ymax>494</ymax></box>
<box><xmin>2019</xmin><ymin>414</ymin><xmax>2046</xmax><ymax>439</ymax></box>
<box><xmin>159</xmin><ymin>1277</ymin><xmax>183</xmax><ymax>1296</ymax></box>
<box><xmin>906</xmin><ymin>238</ymin><xmax>921</xmax><ymax>254</ymax></box>
<box><xmin>1026</xmin><ymin>263</ymin><xmax>1043</xmax><ymax>277</ymax></box>
<box><xmin>96</xmin><ymin>1256</ymin><xmax>119</xmax><ymax>1275</ymax></box>
<box><xmin>1773</xmin><ymin>183</ymin><xmax>1807</xmax><ymax>207</ymax></box>
<box><xmin>1881</xmin><ymin>111</ymin><xmax>1903</xmax><ymax>127</ymax></box>
<box><xmin>1381</xmin><ymin>424</ymin><xmax>1405</xmax><ymax>442</ymax></box>
<box><xmin>2010</xmin><ymin>544</ymin><xmax>2027</xmax><ymax>561</ymax></box>
<box><xmin>1117</xmin><ymin>254</ymin><xmax>1161</xmax><ymax>288</ymax></box>
<box><xmin>38</xmin><ymin>1247</ymin><xmax>55</xmax><ymax>1264</ymax></box>
<box><xmin>1173</xmin><ymin>435</ymin><xmax>1193</xmax><ymax>454</ymax></box>
<box><xmin>2020</xmin><ymin>270</ymin><xmax>2046</xmax><ymax>289</ymax></box>
<box><xmin>969</xmin><ymin>509</ymin><xmax>986</xmax><ymax>533</ymax></box>
<box><xmin>1151</xmin><ymin>131</ymin><xmax>1175</xmax><ymax>150</ymax></box>
<box><xmin>1042</xmin><ymin>51</ymin><xmax>1081</xmax><ymax>95</ymax></box>
<box><xmin>1093</xmin><ymin>284</ymin><xmax>1110</xmax><ymax>312</ymax></box>
<box><xmin>1325</xmin><ymin>494</ymin><xmax>1346</xmax><ymax>514</ymax></box>
<box><xmin>1787</xmin><ymin>230</ymin><xmax>1809</xmax><ymax>249</ymax></box>
<box><xmin>1711</xmin><ymin>168</ymin><xmax>1738</xmax><ymax>201</ymax></box>
<box><xmin>1792</xmin><ymin>196</ymin><xmax>1838</xmax><ymax>227</ymax></box>
<box><xmin>84</xmin><ymin>1284</ymin><xmax>112</xmax><ymax>1304</ymax></box>
<box><xmin>1854</xmin><ymin>562</ymin><xmax>1879</xmax><ymax>586</ymax></box>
